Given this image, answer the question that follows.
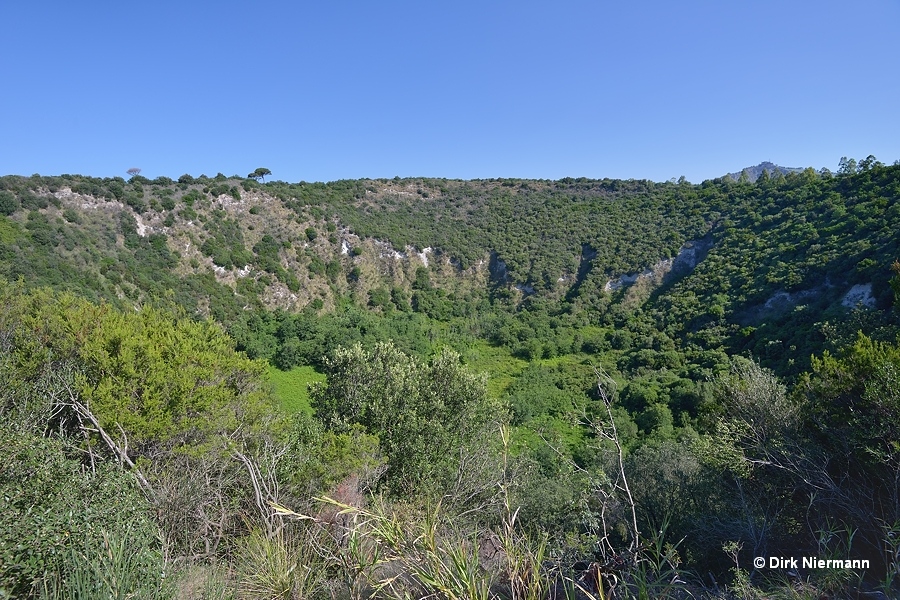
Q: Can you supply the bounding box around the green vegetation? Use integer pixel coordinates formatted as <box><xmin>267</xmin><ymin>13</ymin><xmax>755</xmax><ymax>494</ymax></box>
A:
<box><xmin>1</xmin><ymin>158</ymin><xmax>899</xmax><ymax>597</ymax></box>
<box><xmin>267</xmin><ymin>364</ymin><xmax>324</xmax><ymax>414</ymax></box>
<box><xmin>248</xmin><ymin>167</ymin><xmax>272</xmax><ymax>182</ymax></box>
<box><xmin>311</xmin><ymin>342</ymin><xmax>499</xmax><ymax>499</ymax></box>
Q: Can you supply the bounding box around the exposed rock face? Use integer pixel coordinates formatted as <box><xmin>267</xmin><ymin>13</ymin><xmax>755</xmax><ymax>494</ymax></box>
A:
<box><xmin>842</xmin><ymin>283</ymin><xmax>875</xmax><ymax>308</ymax></box>
<box><xmin>488</xmin><ymin>252</ymin><xmax>509</xmax><ymax>283</ymax></box>
<box><xmin>133</xmin><ymin>213</ymin><xmax>150</xmax><ymax>237</ymax></box>
<box><xmin>373</xmin><ymin>239</ymin><xmax>407</xmax><ymax>260</ymax></box>
<box><xmin>764</xmin><ymin>289</ymin><xmax>819</xmax><ymax>311</ymax></box>
<box><xmin>670</xmin><ymin>238</ymin><xmax>712</xmax><ymax>275</ymax></box>
<box><xmin>605</xmin><ymin>268</ymin><xmax>655</xmax><ymax>292</ymax></box>
<box><xmin>416</xmin><ymin>247</ymin><xmax>433</xmax><ymax>267</ymax></box>
<box><xmin>737</xmin><ymin>278</ymin><xmax>880</xmax><ymax>326</ymax></box>
<box><xmin>604</xmin><ymin>238</ymin><xmax>711</xmax><ymax>292</ymax></box>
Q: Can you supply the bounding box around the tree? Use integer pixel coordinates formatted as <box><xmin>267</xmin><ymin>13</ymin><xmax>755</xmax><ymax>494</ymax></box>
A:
<box><xmin>891</xmin><ymin>260</ymin><xmax>900</xmax><ymax>306</ymax></box>
<box><xmin>857</xmin><ymin>154</ymin><xmax>883</xmax><ymax>172</ymax></box>
<box><xmin>0</xmin><ymin>190</ymin><xmax>19</xmax><ymax>216</ymax></box>
<box><xmin>126</xmin><ymin>167</ymin><xmax>141</xmax><ymax>178</ymax></box>
<box><xmin>0</xmin><ymin>281</ymin><xmax>283</xmax><ymax>570</ymax></box>
<box><xmin>248</xmin><ymin>167</ymin><xmax>272</xmax><ymax>182</ymax></box>
<box><xmin>838</xmin><ymin>156</ymin><xmax>857</xmax><ymax>175</ymax></box>
<box><xmin>310</xmin><ymin>342</ymin><xmax>501</xmax><ymax>497</ymax></box>
<box><xmin>803</xmin><ymin>334</ymin><xmax>900</xmax><ymax>472</ymax></box>
<box><xmin>0</xmin><ymin>281</ymin><xmax>273</xmax><ymax>454</ymax></box>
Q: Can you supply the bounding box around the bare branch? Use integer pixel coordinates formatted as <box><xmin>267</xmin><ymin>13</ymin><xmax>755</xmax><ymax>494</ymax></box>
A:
<box><xmin>593</xmin><ymin>365</ymin><xmax>640</xmax><ymax>552</ymax></box>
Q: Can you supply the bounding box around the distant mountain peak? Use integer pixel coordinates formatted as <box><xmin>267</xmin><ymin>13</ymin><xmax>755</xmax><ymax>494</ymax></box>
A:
<box><xmin>727</xmin><ymin>162</ymin><xmax>804</xmax><ymax>182</ymax></box>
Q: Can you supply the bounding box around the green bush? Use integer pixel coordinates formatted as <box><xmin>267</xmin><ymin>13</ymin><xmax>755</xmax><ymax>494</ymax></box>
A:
<box><xmin>0</xmin><ymin>427</ymin><xmax>164</xmax><ymax>598</ymax></box>
<box><xmin>0</xmin><ymin>282</ymin><xmax>273</xmax><ymax>454</ymax></box>
<box><xmin>0</xmin><ymin>191</ymin><xmax>19</xmax><ymax>215</ymax></box>
<box><xmin>311</xmin><ymin>342</ymin><xmax>501</xmax><ymax>498</ymax></box>
<box><xmin>20</xmin><ymin>192</ymin><xmax>48</xmax><ymax>210</ymax></box>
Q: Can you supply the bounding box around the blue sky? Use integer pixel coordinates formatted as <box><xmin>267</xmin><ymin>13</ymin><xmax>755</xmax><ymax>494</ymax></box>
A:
<box><xmin>2</xmin><ymin>1</ymin><xmax>898</xmax><ymax>183</ymax></box>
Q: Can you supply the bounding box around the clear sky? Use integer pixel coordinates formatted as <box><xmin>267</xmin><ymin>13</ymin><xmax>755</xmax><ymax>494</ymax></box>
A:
<box><xmin>2</xmin><ymin>1</ymin><xmax>898</xmax><ymax>183</ymax></box>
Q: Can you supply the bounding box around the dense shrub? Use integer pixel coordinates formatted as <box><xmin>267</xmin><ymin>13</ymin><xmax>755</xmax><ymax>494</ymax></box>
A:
<box><xmin>0</xmin><ymin>427</ymin><xmax>164</xmax><ymax>597</ymax></box>
<box><xmin>311</xmin><ymin>342</ymin><xmax>501</xmax><ymax>498</ymax></box>
<box><xmin>0</xmin><ymin>191</ymin><xmax>19</xmax><ymax>215</ymax></box>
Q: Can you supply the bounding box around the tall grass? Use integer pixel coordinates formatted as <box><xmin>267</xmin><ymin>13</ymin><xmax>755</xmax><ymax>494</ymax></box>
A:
<box><xmin>39</xmin><ymin>530</ymin><xmax>171</xmax><ymax>600</ymax></box>
<box><xmin>266</xmin><ymin>424</ymin><xmax>694</xmax><ymax>600</ymax></box>
<box><xmin>234</xmin><ymin>527</ymin><xmax>327</xmax><ymax>600</ymax></box>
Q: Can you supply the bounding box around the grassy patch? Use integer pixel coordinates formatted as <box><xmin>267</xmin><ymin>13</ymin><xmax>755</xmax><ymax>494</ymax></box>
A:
<box><xmin>267</xmin><ymin>364</ymin><xmax>325</xmax><ymax>415</ymax></box>
<box><xmin>460</xmin><ymin>339</ymin><xmax>528</xmax><ymax>398</ymax></box>
<box><xmin>0</xmin><ymin>216</ymin><xmax>22</xmax><ymax>245</ymax></box>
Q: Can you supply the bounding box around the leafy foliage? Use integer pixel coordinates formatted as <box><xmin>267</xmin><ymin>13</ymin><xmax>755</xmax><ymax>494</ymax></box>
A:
<box><xmin>0</xmin><ymin>397</ymin><xmax>163</xmax><ymax>597</ymax></box>
<box><xmin>0</xmin><ymin>281</ymin><xmax>272</xmax><ymax>452</ymax></box>
<box><xmin>311</xmin><ymin>342</ymin><xmax>500</xmax><ymax>497</ymax></box>
<box><xmin>1</xmin><ymin>160</ymin><xmax>899</xmax><ymax>596</ymax></box>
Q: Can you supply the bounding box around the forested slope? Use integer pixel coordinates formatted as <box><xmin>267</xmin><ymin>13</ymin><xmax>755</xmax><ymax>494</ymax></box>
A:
<box><xmin>1</xmin><ymin>157</ymin><xmax>899</xmax><ymax>598</ymax></box>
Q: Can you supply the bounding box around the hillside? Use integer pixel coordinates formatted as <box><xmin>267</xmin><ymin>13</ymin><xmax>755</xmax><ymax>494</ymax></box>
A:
<box><xmin>0</xmin><ymin>175</ymin><xmax>710</xmax><ymax>311</ymax></box>
<box><xmin>1</xmin><ymin>161</ymin><xmax>896</xmax><ymax>379</ymax></box>
<box><xmin>726</xmin><ymin>161</ymin><xmax>805</xmax><ymax>182</ymax></box>
<box><xmin>2</xmin><ymin>158</ymin><xmax>900</xmax><ymax>598</ymax></box>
